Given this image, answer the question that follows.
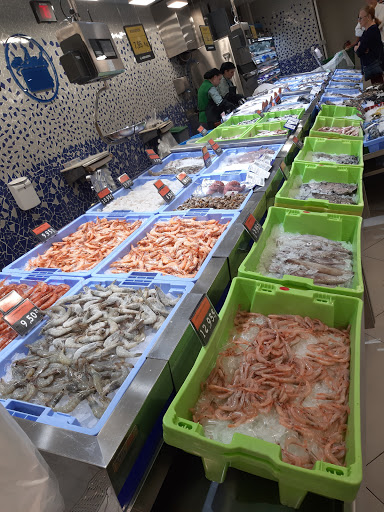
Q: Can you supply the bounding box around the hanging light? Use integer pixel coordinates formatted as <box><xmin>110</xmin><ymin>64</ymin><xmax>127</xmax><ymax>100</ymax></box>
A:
<box><xmin>166</xmin><ymin>0</ymin><xmax>188</xmax><ymax>8</ymax></box>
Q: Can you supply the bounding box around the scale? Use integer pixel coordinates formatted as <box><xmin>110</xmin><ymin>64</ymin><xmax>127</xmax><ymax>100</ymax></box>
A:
<box><xmin>60</xmin><ymin>151</ymin><xmax>116</xmax><ymax>192</ymax></box>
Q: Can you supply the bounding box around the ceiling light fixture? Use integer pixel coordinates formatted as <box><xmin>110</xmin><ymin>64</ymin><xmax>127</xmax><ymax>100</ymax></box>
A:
<box><xmin>129</xmin><ymin>0</ymin><xmax>156</xmax><ymax>5</ymax></box>
<box><xmin>166</xmin><ymin>0</ymin><xmax>188</xmax><ymax>8</ymax></box>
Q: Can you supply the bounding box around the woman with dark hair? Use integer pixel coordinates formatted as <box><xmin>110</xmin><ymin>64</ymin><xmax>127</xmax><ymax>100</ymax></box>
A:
<box><xmin>197</xmin><ymin>68</ymin><xmax>236</xmax><ymax>129</ymax></box>
<box><xmin>355</xmin><ymin>5</ymin><xmax>384</xmax><ymax>83</ymax></box>
<box><xmin>217</xmin><ymin>62</ymin><xmax>244</xmax><ymax>104</ymax></box>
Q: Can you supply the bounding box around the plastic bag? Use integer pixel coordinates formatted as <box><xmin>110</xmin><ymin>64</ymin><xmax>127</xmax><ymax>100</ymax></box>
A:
<box><xmin>0</xmin><ymin>404</ymin><xmax>64</xmax><ymax>512</ymax></box>
<box><xmin>312</xmin><ymin>50</ymin><xmax>354</xmax><ymax>72</ymax></box>
<box><xmin>157</xmin><ymin>131</ymin><xmax>178</xmax><ymax>159</ymax></box>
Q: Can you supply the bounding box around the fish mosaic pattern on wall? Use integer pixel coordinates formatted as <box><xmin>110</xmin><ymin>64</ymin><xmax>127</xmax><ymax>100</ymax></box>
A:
<box><xmin>0</xmin><ymin>0</ymin><xmax>190</xmax><ymax>269</ymax></box>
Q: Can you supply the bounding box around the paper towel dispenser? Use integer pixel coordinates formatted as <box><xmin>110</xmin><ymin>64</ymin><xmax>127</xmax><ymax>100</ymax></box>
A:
<box><xmin>8</xmin><ymin>177</ymin><xmax>41</xmax><ymax>211</ymax></box>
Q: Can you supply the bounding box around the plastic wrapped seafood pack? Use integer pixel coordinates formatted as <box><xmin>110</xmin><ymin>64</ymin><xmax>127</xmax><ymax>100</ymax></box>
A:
<box><xmin>289</xmin><ymin>178</ymin><xmax>358</xmax><ymax>205</ymax></box>
<box><xmin>257</xmin><ymin>225</ymin><xmax>354</xmax><ymax>287</ymax></box>
<box><xmin>175</xmin><ymin>179</ymin><xmax>250</xmax><ymax>210</ymax></box>
<box><xmin>193</xmin><ymin>309</ymin><xmax>351</xmax><ymax>469</ymax></box>
<box><xmin>102</xmin><ymin>179</ymin><xmax>183</xmax><ymax>212</ymax></box>
<box><xmin>0</xmin><ymin>284</ymin><xmax>181</xmax><ymax>428</ymax></box>
<box><xmin>148</xmin><ymin>156</ymin><xmax>207</xmax><ymax>176</ymax></box>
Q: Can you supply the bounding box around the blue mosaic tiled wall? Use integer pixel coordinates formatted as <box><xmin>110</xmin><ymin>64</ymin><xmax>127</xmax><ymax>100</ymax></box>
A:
<box><xmin>252</xmin><ymin>0</ymin><xmax>321</xmax><ymax>75</ymax></box>
<box><xmin>0</xmin><ymin>0</ymin><xmax>190</xmax><ymax>269</ymax></box>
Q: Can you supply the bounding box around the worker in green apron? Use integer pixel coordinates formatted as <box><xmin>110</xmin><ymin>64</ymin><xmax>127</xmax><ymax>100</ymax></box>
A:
<box><xmin>198</xmin><ymin>68</ymin><xmax>236</xmax><ymax>129</ymax></box>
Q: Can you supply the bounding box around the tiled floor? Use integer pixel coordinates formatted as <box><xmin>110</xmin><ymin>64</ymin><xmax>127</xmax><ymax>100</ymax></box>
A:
<box><xmin>356</xmin><ymin>214</ymin><xmax>384</xmax><ymax>510</ymax></box>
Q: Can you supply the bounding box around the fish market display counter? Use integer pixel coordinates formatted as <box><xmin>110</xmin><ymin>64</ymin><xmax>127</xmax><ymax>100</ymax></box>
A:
<box><xmin>0</xmin><ymin>69</ymin><xmax>367</xmax><ymax>512</ymax></box>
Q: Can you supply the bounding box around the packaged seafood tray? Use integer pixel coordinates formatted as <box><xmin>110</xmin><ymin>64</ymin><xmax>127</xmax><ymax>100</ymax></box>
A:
<box><xmin>0</xmin><ymin>276</ymin><xmax>194</xmax><ymax>435</ymax></box>
<box><xmin>221</xmin><ymin>114</ymin><xmax>261</xmax><ymax>128</ymax></box>
<box><xmin>204</xmin><ymin>145</ymin><xmax>283</xmax><ymax>174</ymax></box>
<box><xmin>0</xmin><ymin>272</ymin><xmax>83</xmax><ymax>359</ymax></box>
<box><xmin>258</xmin><ymin>108</ymin><xmax>305</xmax><ymax>123</ymax></box>
<box><xmin>163</xmin><ymin>278</ymin><xmax>363</xmax><ymax>508</ymax></box>
<box><xmin>162</xmin><ymin>172</ymin><xmax>256</xmax><ymax>212</ymax></box>
<box><xmin>309</xmin><ymin>116</ymin><xmax>363</xmax><ymax>140</ymax></box>
<box><xmin>3</xmin><ymin>213</ymin><xmax>154</xmax><ymax>278</ymax></box>
<box><xmin>238</xmin><ymin>207</ymin><xmax>363</xmax><ymax>298</ymax></box>
<box><xmin>242</xmin><ymin>121</ymin><xmax>289</xmax><ymax>139</ymax></box>
<box><xmin>319</xmin><ymin>105</ymin><xmax>362</xmax><ymax>119</ymax></box>
<box><xmin>93</xmin><ymin>211</ymin><xmax>240</xmax><ymax>281</ymax></box>
<box><xmin>87</xmin><ymin>176</ymin><xmax>186</xmax><ymax>214</ymax></box>
<box><xmin>274</xmin><ymin>162</ymin><xmax>364</xmax><ymax>216</ymax></box>
<box><xmin>194</xmin><ymin>126</ymin><xmax>251</xmax><ymax>144</ymax></box>
<box><xmin>139</xmin><ymin>151</ymin><xmax>215</xmax><ymax>178</ymax></box>
<box><xmin>294</xmin><ymin>137</ymin><xmax>364</xmax><ymax>168</ymax></box>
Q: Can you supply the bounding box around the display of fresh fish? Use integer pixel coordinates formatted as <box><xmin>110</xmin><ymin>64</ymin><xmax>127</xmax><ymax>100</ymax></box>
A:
<box><xmin>0</xmin><ymin>284</ymin><xmax>181</xmax><ymax>424</ymax></box>
<box><xmin>296</xmin><ymin>181</ymin><xmax>358</xmax><ymax>205</ymax></box>
<box><xmin>193</xmin><ymin>310</ymin><xmax>350</xmax><ymax>469</ymax></box>
<box><xmin>148</xmin><ymin>156</ymin><xmax>206</xmax><ymax>176</ymax></box>
<box><xmin>176</xmin><ymin>194</ymin><xmax>246</xmax><ymax>210</ymax></box>
<box><xmin>26</xmin><ymin>218</ymin><xmax>143</xmax><ymax>272</ymax></box>
<box><xmin>312</xmin><ymin>152</ymin><xmax>360</xmax><ymax>165</ymax></box>
<box><xmin>0</xmin><ymin>280</ymin><xmax>70</xmax><ymax>351</ymax></box>
<box><xmin>317</xmin><ymin>126</ymin><xmax>360</xmax><ymax>136</ymax></box>
<box><xmin>253</xmin><ymin>129</ymin><xmax>288</xmax><ymax>137</ymax></box>
<box><xmin>109</xmin><ymin>217</ymin><xmax>229</xmax><ymax>278</ymax></box>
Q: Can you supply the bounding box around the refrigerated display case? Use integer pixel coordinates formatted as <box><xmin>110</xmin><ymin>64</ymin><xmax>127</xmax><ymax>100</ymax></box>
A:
<box><xmin>249</xmin><ymin>37</ymin><xmax>281</xmax><ymax>86</ymax></box>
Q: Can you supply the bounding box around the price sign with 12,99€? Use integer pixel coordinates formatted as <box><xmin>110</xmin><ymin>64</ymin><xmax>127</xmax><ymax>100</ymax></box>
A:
<box><xmin>118</xmin><ymin>173</ymin><xmax>133</xmax><ymax>189</ymax></box>
<box><xmin>97</xmin><ymin>187</ymin><xmax>114</xmax><ymax>206</ymax></box>
<box><xmin>190</xmin><ymin>294</ymin><xmax>219</xmax><ymax>346</ymax></box>
<box><xmin>32</xmin><ymin>222</ymin><xmax>57</xmax><ymax>243</ymax></box>
<box><xmin>123</xmin><ymin>24</ymin><xmax>155</xmax><ymax>64</ymax></box>
<box><xmin>153</xmin><ymin>180</ymin><xmax>175</xmax><ymax>203</ymax></box>
<box><xmin>0</xmin><ymin>291</ymin><xmax>44</xmax><ymax>336</ymax></box>
<box><xmin>146</xmin><ymin>149</ymin><xmax>162</xmax><ymax>166</ymax></box>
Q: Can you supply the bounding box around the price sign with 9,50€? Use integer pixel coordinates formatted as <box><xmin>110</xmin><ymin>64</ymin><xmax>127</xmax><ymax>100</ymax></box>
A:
<box><xmin>0</xmin><ymin>291</ymin><xmax>44</xmax><ymax>336</ymax></box>
<box><xmin>190</xmin><ymin>294</ymin><xmax>219</xmax><ymax>346</ymax></box>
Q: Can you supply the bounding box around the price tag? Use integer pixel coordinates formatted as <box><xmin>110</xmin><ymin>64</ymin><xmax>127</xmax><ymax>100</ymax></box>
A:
<box><xmin>275</xmin><ymin>95</ymin><xmax>281</xmax><ymax>104</ymax></box>
<box><xmin>208</xmin><ymin>139</ymin><xmax>223</xmax><ymax>156</ymax></box>
<box><xmin>153</xmin><ymin>180</ymin><xmax>175</xmax><ymax>203</ymax></box>
<box><xmin>97</xmin><ymin>187</ymin><xmax>114</xmax><ymax>206</ymax></box>
<box><xmin>118</xmin><ymin>173</ymin><xmax>133</xmax><ymax>189</ymax></box>
<box><xmin>146</xmin><ymin>149</ymin><xmax>162</xmax><ymax>165</ymax></box>
<box><xmin>256</xmin><ymin>110</ymin><xmax>264</xmax><ymax>118</ymax></box>
<box><xmin>243</xmin><ymin>213</ymin><xmax>263</xmax><ymax>242</ymax></box>
<box><xmin>292</xmin><ymin>136</ymin><xmax>303</xmax><ymax>149</ymax></box>
<box><xmin>202</xmin><ymin>146</ymin><xmax>212</xmax><ymax>168</ymax></box>
<box><xmin>279</xmin><ymin>161</ymin><xmax>289</xmax><ymax>180</ymax></box>
<box><xmin>32</xmin><ymin>222</ymin><xmax>57</xmax><ymax>243</ymax></box>
<box><xmin>200</xmin><ymin>25</ymin><xmax>216</xmax><ymax>51</ymax></box>
<box><xmin>177</xmin><ymin>172</ymin><xmax>192</xmax><ymax>187</ymax></box>
<box><xmin>197</xmin><ymin>125</ymin><xmax>208</xmax><ymax>136</ymax></box>
<box><xmin>123</xmin><ymin>24</ymin><xmax>155</xmax><ymax>64</ymax></box>
<box><xmin>284</xmin><ymin>116</ymin><xmax>299</xmax><ymax>131</ymax></box>
<box><xmin>190</xmin><ymin>294</ymin><xmax>219</xmax><ymax>346</ymax></box>
<box><xmin>3</xmin><ymin>298</ymin><xmax>45</xmax><ymax>336</ymax></box>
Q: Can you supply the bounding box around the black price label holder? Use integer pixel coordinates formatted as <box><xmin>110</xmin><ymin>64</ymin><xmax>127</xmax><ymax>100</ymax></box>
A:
<box><xmin>202</xmin><ymin>146</ymin><xmax>212</xmax><ymax>168</ymax></box>
<box><xmin>97</xmin><ymin>188</ymin><xmax>114</xmax><ymax>206</ymax></box>
<box><xmin>154</xmin><ymin>180</ymin><xmax>175</xmax><ymax>204</ymax></box>
<box><xmin>146</xmin><ymin>149</ymin><xmax>162</xmax><ymax>166</ymax></box>
<box><xmin>208</xmin><ymin>139</ymin><xmax>223</xmax><ymax>156</ymax></box>
<box><xmin>197</xmin><ymin>125</ymin><xmax>208</xmax><ymax>136</ymax></box>
<box><xmin>118</xmin><ymin>173</ymin><xmax>133</xmax><ymax>189</ymax></box>
<box><xmin>279</xmin><ymin>161</ymin><xmax>289</xmax><ymax>180</ymax></box>
<box><xmin>177</xmin><ymin>172</ymin><xmax>192</xmax><ymax>187</ymax></box>
<box><xmin>243</xmin><ymin>213</ymin><xmax>263</xmax><ymax>242</ymax></box>
<box><xmin>32</xmin><ymin>222</ymin><xmax>57</xmax><ymax>243</ymax></box>
<box><xmin>0</xmin><ymin>291</ymin><xmax>44</xmax><ymax>336</ymax></box>
<box><xmin>292</xmin><ymin>136</ymin><xmax>303</xmax><ymax>149</ymax></box>
<box><xmin>190</xmin><ymin>294</ymin><xmax>219</xmax><ymax>346</ymax></box>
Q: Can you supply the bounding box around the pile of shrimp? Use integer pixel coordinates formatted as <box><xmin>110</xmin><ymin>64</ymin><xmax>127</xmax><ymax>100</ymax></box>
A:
<box><xmin>26</xmin><ymin>218</ymin><xmax>142</xmax><ymax>272</ymax></box>
<box><xmin>193</xmin><ymin>310</ymin><xmax>351</xmax><ymax>469</ymax></box>
<box><xmin>109</xmin><ymin>217</ymin><xmax>229</xmax><ymax>278</ymax></box>
<box><xmin>0</xmin><ymin>279</ymin><xmax>70</xmax><ymax>351</ymax></box>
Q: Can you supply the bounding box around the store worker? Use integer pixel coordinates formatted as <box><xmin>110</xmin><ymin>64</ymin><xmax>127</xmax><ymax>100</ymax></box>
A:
<box><xmin>355</xmin><ymin>5</ymin><xmax>384</xmax><ymax>83</ymax></box>
<box><xmin>198</xmin><ymin>68</ymin><xmax>236</xmax><ymax>129</ymax></box>
<box><xmin>217</xmin><ymin>62</ymin><xmax>245</xmax><ymax>105</ymax></box>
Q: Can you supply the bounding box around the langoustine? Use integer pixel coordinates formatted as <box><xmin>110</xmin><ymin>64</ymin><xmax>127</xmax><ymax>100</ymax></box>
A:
<box><xmin>192</xmin><ymin>309</ymin><xmax>351</xmax><ymax>469</ymax></box>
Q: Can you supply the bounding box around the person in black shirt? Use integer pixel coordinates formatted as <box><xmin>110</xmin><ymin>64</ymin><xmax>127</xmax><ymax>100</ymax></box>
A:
<box><xmin>355</xmin><ymin>5</ymin><xmax>384</xmax><ymax>83</ymax></box>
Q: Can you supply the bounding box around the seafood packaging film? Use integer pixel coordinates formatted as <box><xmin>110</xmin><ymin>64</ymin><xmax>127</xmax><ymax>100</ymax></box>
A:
<box><xmin>3</xmin><ymin>213</ymin><xmax>154</xmax><ymax>277</ymax></box>
<box><xmin>274</xmin><ymin>163</ymin><xmax>364</xmax><ymax>216</ymax></box>
<box><xmin>0</xmin><ymin>277</ymin><xmax>193</xmax><ymax>435</ymax></box>
<box><xmin>163</xmin><ymin>278</ymin><xmax>363</xmax><ymax>506</ymax></box>
<box><xmin>294</xmin><ymin>137</ymin><xmax>363</xmax><ymax>168</ymax></box>
<box><xmin>93</xmin><ymin>212</ymin><xmax>240</xmax><ymax>281</ymax></box>
<box><xmin>238</xmin><ymin>207</ymin><xmax>363</xmax><ymax>298</ymax></box>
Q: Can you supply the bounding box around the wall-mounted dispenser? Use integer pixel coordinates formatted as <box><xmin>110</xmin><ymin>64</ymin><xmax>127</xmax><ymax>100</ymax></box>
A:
<box><xmin>8</xmin><ymin>178</ymin><xmax>41</xmax><ymax>211</ymax></box>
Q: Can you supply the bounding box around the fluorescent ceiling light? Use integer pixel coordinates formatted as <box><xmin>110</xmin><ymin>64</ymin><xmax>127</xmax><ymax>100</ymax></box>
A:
<box><xmin>167</xmin><ymin>0</ymin><xmax>188</xmax><ymax>7</ymax></box>
<box><xmin>129</xmin><ymin>0</ymin><xmax>156</xmax><ymax>5</ymax></box>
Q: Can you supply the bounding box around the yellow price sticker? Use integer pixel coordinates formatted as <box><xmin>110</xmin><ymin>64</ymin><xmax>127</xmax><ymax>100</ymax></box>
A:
<box><xmin>250</xmin><ymin>25</ymin><xmax>257</xmax><ymax>39</ymax></box>
<box><xmin>200</xmin><ymin>25</ymin><xmax>214</xmax><ymax>47</ymax></box>
<box><xmin>124</xmin><ymin>24</ymin><xmax>153</xmax><ymax>59</ymax></box>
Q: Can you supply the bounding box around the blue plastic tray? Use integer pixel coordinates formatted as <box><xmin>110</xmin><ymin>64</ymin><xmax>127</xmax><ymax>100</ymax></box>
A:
<box><xmin>0</xmin><ymin>272</ymin><xmax>83</xmax><ymax>359</ymax></box>
<box><xmin>0</xmin><ymin>276</ymin><xmax>194</xmax><ymax>435</ymax></box>
<box><xmin>92</xmin><ymin>211</ymin><xmax>240</xmax><ymax>281</ymax></box>
<box><xmin>320</xmin><ymin>95</ymin><xmax>346</xmax><ymax>105</ymax></box>
<box><xmin>162</xmin><ymin>172</ymin><xmax>256</xmax><ymax>212</ymax></box>
<box><xmin>3</xmin><ymin>213</ymin><xmax>154</xmax><ymax>278</ymax></box>
<box><xmin>364</xmin><ymin>134</ymin><xmax>384</xmax><ymax>153</ymax></box>
<box><xmin>87</xmin><ymin>176</ymin><xmax>186</xmax><ymax>214</ymax></box>
<box><xmin>139</xmin><ymin>151</ymin><xmax>217</xmax><ymax>179</ymax></box>
<box><xmin>202</xmin><ymin>145</ymin><xmax>283</xmax><ymax>174</ymax></box>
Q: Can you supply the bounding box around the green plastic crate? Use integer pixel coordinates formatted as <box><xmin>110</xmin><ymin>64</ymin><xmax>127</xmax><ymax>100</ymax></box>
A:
<box><xmin>221</xmin><ymin>114</ymin><xmax>261</xmax><ymax>128</ymax></box>
<box><xmin>275</xmin><ymin>162</ymin><xmax>364</xmax><ymax>216</ymax></box>
<box><xmin>195</xmin><ymin>125</ymin><xmax>250</xmax><ymax>144</ymax></box>
<box><xmin>163</xmin><ymin>278</ymin><xmax>363</xmax><ymax>508</ymax></box>
<box><xmin>294</xmin><ymin>137</ymin><xmax>363</xmax><ymax>168</ymax></box>
<box><xmin>242</xmin><ymin>121</ymin><xmax>289</xmax><ymax>138</ymax></box>
<box><xmin>310</xmin><ymin>116</ymin><xmax>363</xmax><ymax>141</ymax></box>
<box><xmin>238</xmin><ymin>207</ymin><xmax>363</xmax><ymax>298</ymax></box>
<box><xmin>259</xmin><ymin>108</ymin><xmax>306</xmax><ymax>123</ymax></box>
<box><xmin>319</xmin><ymin>105</ymin><xmax>362</xmax><ymax>119</ymax></box>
